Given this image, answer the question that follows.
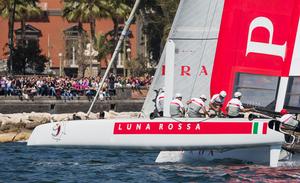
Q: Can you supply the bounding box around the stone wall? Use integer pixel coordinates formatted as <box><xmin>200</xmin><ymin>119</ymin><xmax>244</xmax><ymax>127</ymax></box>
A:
<box><xmin>0</xmin><ymin>88</ymin><xmax>145</xmax><ymax>114</ymax></box>
<box><xmin>0</xmin><ymin>100</ymin><xmax>144</xmax><ymax>114</ymax></box>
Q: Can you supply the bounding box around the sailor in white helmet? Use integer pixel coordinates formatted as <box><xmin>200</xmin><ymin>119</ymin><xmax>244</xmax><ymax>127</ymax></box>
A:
<box><xmin>170</xmin><ymin>93</ymin><xmax>185</xmax><ymax>118</ymax></box>
<box><xmin>226</xmin><ymin>91</ymin><xmax>253</xmax><ymax>118</ymax></box>
<box><xmin>209</xmin><ymin>90</ymin><xmax>227</xmax><ymax>117</ymax></box>
<box><xmin>186</xmin><ymin>95</ymin><xmax>209</xmax><ymax>118</ymax></box>
<box><xmin>156</xmin><ymin>87</ymin><xmax>165</xmax><ymax>116</ymax></box>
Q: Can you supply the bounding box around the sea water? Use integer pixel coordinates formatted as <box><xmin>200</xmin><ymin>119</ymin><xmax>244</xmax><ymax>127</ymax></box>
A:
<box><xmin>0</xmin><ymin>143</ymin><xmax>300</xmax><ymax>182</ymax></box>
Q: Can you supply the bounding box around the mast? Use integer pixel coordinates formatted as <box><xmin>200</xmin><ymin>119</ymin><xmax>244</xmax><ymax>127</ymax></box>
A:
<box><xmin>87</xmin><ymin>0</ymin><xmax>141</xmax><ymax>116</ymax></box>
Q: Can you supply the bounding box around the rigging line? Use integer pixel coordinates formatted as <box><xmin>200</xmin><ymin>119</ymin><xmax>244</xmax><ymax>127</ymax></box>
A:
<box><xmin>87</xmin><ymin>0</ymin><xmax>141</xmax><ymax>116</ymax></box>
<box><xmin>166</xmin><ymin>116</ymin><xmax>212</xmax><ymax>123</ymax></box>
<box><xmin>188</xmin><ymin>0</ymin><xmax>219</xmax><ymax>100</ymax></box>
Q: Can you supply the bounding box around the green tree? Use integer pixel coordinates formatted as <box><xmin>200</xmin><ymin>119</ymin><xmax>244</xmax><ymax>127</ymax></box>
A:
<box><xmin>12</xmin><ymin>41</ymin><xmax>48</xmax><ymax>74</ymax></box>
<box><xmin>63</xmin><ymin>0</ymin><xmax>110</xmax><ymax>43</ymax></box>
<box><xmin>104</xmin><ymin>0</ymin><xmax>131</xmax><ymax>74</ymax></box>
<box><xmin>95</xmin><ymin>33</ymin><xmax>114</xmax><ymax>69</ymax></box>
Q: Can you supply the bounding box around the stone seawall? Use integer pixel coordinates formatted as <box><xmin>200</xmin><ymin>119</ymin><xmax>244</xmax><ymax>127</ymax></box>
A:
<box><xmin>0</xmin><ymin>111</ymin><xmax>141</xmax><ymax>143</ymax></box>
<box><xmin>0</xmin><ymin>87</ymin><xmax>149</xmax><ymax>142</ymax></box>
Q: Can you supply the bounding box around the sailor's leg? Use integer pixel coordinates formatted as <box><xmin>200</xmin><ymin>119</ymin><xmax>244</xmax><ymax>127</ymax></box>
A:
<box><xmin>270</xmin><ymin>145</ymin><xmax>281</xmax><ymax>167</ymax></box>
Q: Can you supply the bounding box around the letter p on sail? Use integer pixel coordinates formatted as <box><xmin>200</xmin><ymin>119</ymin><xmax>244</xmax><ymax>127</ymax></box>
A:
<box><xmin>246</xmin><ymin>17</ymin><xmax>287</xmax><ymax>60</ymax></box>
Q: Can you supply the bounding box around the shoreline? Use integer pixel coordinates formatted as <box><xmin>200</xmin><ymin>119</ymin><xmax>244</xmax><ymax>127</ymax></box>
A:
<box><xmin>0</xmin><ymin>111</ymin><xmax>141</xmax><ymax>143</ymax></box>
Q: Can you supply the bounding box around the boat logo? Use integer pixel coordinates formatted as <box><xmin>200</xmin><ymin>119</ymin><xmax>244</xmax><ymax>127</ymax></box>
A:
<box><xmin>51</xmin><ymin>122</ymin><xmax>66</xmax><ymax>141</ymax></box>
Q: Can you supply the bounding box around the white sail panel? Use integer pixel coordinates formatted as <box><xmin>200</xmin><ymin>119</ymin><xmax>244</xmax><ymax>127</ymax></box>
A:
<box><xmin>142</xmin><ymin>0</ymin><xmax>225</xmax><ymax>116</ymax></box>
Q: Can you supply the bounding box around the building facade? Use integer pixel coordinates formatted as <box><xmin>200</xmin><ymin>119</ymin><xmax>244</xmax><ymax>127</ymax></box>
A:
<box><xmin>0</xmin><ymin>0</ymin><xmax>137</xmax><ymax>76</ymax></box>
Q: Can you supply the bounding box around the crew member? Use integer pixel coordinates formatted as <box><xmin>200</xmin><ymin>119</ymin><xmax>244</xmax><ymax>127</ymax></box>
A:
<box><xmin>156</xmin><ymin>87</ymin><xmax>165</xmax><ymax>116</ymax></box>
<box><xmin>170</xmin><ymin>93</ymin><xmax>185</xmax><ymax>118</ymax></box>
<box><xmin>226</xmin><ymin>92</ymin><xmax>253</xmax><ymax>118</ymax></box>
<box><xmin>278</xmin><ymin>109</ymin><xmax>300</xmax><ymax>131</ymax></box>
<box><xmin>209</xmin><ymin>90</ymin><xmax>226</xmax><ymax>117</ymax></box>
<box><xmin>186</xmin><ymin>95</ymin><xmax>209</xmax><ymax>117</ymax></box>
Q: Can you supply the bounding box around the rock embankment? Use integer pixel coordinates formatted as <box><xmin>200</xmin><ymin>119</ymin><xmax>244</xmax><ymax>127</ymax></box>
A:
<box><xmin>0</xmin><ymin>111</ymin><xmax>140</xmax><ymax>143</ymax></box>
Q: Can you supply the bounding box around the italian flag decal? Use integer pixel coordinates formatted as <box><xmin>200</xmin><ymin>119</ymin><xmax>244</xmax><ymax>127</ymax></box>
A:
<box><xmin>252</xmin><ymin>122</ymin><xmax>268</xmax><ymax>135</ymax></box>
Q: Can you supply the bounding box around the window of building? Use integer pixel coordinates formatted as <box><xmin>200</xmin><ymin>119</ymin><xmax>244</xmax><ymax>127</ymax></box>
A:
<box><xmin>285</xmin><ymin>77</ymin><xmax>300</xmax><ymax>110</ymax></box>
<box><xmin>234</xmin><ymin>73</ymin><xmax>279</xmax><ymax>109</ymax></box>
<box><xmin>15</xmin><ymin>24</ymin><xmax>41</xmax><ymax>47</ymax></box>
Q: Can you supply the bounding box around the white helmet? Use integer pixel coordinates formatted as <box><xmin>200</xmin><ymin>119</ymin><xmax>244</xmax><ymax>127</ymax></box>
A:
<box><xmin>219</xmin><ymin>91</ymin><xmax>227</xmax><ymax>97</ymax></box>
<box><xmin>234</xmin><ymin>91</ymin><xmax>242</xmax><ymax>98</ymax></box>
<box><xmin>175</xmin><ymin>93</ymin><xmax>182</xmax><ymax>98</ymax></box>
<box><xmin>200</xmin><ymin>94</ymin><xmax>207</xmax><ymax>100</ymax></box>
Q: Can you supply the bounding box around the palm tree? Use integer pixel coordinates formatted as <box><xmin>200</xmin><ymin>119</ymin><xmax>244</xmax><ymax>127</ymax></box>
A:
<box><xmin>0</xmin><ymin>0</ymin><xmax>41</xmax><ymax>74</ymax></box>
<box><xmin>15</xmin><ymin>1</ymin><xmax>41</xmax><ymax>47</ymax></box>
<box><xmin>104</xmin><ymin>0</ymin><xmax>131</xmax><ymax>74</ymax></box>
<box><xmin>63</xmin><ymin>0</ymin><xmax>110</xmax><ymax>77</ymax></box>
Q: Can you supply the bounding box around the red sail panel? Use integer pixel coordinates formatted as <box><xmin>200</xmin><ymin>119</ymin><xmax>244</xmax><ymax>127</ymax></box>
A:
<box><xmin>211</xmin><ymin>0</ymin><xmax>300</xmax><ymax>100</ymax></box>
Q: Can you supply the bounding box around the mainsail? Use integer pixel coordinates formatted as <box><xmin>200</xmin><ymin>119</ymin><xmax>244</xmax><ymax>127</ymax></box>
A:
<box><xmin>142</xmin><ymin>0</ymin><xmax>225</xmax><ymax>116</ymax></box>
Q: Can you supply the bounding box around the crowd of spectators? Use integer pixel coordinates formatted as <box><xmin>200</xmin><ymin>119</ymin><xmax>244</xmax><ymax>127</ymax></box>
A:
<box><xmin>0</xmin><ymin>74</ymin><xmax>152</xmax><ymax>101</ymax></box>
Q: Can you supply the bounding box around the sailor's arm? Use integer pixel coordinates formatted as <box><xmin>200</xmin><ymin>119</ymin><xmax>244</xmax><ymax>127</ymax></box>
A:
<box><xmin>201</xmin><ymin>107</ymin><xmax>210</xmax><ymax>117</ymax></box>
<box><xmin>209</xmin><ymin>102</ymin><xmax>218</xmax><ymax>111</ymax></box>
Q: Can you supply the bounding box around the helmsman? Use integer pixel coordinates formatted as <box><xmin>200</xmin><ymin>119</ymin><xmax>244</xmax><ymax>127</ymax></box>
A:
<box><xmin>226</xmin><ymin>92</ymin><xmax>253</xmax><ymax>118</ymax></box>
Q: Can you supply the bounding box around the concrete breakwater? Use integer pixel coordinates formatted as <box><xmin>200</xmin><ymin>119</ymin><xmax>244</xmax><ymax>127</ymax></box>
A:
<box><xmin>0</xmin><ymin>111</ymin><xmax>141</xmax><ymax>143</ymax></box>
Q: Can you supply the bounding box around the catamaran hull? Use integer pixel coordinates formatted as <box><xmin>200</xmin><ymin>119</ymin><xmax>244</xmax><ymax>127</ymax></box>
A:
<box><xmin>27</xmin><ymin>118</ymin><xmax>288</xmax><ymax>166</ymax></box>
<box><xmin>28</xmin><ymin>118</ymin><xmax>283</xmax><ymax>148</ymax></box>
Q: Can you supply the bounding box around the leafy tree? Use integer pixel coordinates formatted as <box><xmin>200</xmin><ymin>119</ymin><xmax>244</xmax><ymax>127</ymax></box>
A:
<box><xmin>63</xmin><ymin>0</ymin><xmax>110</xmax><ymax>43</ymax></box>
<box><xmin>12</xmin><ymin>41</ymin><xmax>48</xmax><ymax>74</ymax></box>
<box><xmin>95</xmin><ymin>33</ymin><xmax>114</xmax><ymax>69</ymax></box>
<box><xmin>102</xmin><ymin>0</ymin><xmax>131</xmax><ymax>74</ymax></box>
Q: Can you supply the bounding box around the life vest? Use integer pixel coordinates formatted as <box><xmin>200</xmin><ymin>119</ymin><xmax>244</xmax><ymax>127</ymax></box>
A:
<box><xmin>279</xmin><ymin>114</ymin><xmax>299</xmax><ymax>130</ymax></box>
<box><xmin>210</xmin><ymin>94</ymin><xmax>224</xmax><ymax>107</ymax></box>
<box><xmin>226</xmin><ymin>98</ymin><xmax>244</xmax><ymax>117</ymax></box>
<box><xmin>170</xmin><ymin>99</ymin><xmax>184</xmax><ymax>117</ymax></box>
<box><xmin>187</xmin><ymin>98</ymin><xmax>205</xmax><ymax>117</ymax></box>
<box><xmin>156</xmin><ymin>92</ymin><xmax>165</xmax><ymax>112</ymax></box>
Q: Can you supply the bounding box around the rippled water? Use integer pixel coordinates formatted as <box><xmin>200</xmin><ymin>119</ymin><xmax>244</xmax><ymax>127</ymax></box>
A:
<box><xmin>1</xmin><ymin>143</ymin><xmax>300</xmax><ymax>182</ymax></box>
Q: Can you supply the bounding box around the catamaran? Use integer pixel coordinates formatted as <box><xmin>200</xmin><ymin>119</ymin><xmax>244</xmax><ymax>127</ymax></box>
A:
<box><xmin>27</xmin><ymin>0</ymin><xmax>300</xmax><ymax>167</ymax></box>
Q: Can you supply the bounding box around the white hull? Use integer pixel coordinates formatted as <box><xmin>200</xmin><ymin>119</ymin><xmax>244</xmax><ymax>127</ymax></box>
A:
<box><xmin>28</xmin><ymin>118</ymin><xmax>283</xmax><ymax>148</ymax></box>
<box><xmin>28</xmin><ymin>117</ymin><xmax>291</xmax><ymax>166</ymax></box>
